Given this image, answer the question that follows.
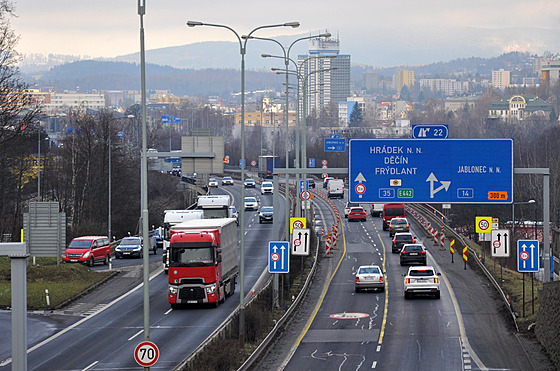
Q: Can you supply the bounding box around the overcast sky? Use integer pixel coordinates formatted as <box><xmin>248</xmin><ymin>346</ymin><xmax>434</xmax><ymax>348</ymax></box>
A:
<box><xmin>11</xmin><ymin>0</ymin><xmax>560</xmax><ymax>66</ymax></box>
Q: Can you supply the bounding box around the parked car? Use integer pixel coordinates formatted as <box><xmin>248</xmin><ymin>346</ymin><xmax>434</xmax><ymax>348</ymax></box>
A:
<box><xmin>208</xmin><ymin>178</ymin><xmax>218</xmax><ymax>187</ymax></box>
<box><xmin>348</xmin><ymin>206</ymin><xmax>367</xmax><ymax>222</ymax></box>
<box><xmin>244</xmin><ymin>196</ymin><xmax>259</xmax><ymax>210</ymax></box>
<box><xmin>244</xmin><ymin>178</ymin><xmax>256</xmax><ymax>188</ymax></box>
<box><xmin>115</xmin><ymin>237</ymin><xmax>144</xmax><ymax>258</ymax></box>
<box><xmin>344</xmin><ymin>202</ymin><xmax>360</xmax><ymax>218</ymax></box>
<box><xmin>389</xmin><ymin>217</ymin><xmax>410</xmax><ymax>237</ymax></box>
<box><xmin>392</xmin><ymin>232</ymin><xmax>415</xmax><ymax>253</ymax></box>
<box><xmin>403</xmin><ymin>266</ymin><xmax>441</xmax><ymax>299</ymax></box>
<box><xmin>259</xmin><ymin>206</ymin><xmax>274</xmax><ymax>224</ymax></box>
<box><xmin>355</xmin><ymin>265</ymin><xmax>384</xmax><ymax>292</ymax></box>
<box><xmin>221</xmin><ymin>176</ymin><xmax>234</xmax><ymax>186</ymax></box>
<box><xmin>261</xmin><ymin>181</ymin><xmax>274</xmax><ymax>195</ymax></box>
<box><xmin>62</xmin><ymin>236</ymin><xmax>111</xmax><ymax>267</ymax></box>
<box><xmin>400</xmin><ymin>243</ymin><xmax>427</xmax><ymax>266</ymax></box>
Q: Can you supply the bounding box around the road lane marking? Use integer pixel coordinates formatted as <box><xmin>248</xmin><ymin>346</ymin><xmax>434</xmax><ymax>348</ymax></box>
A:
<box><xmin>0</xmin><ymin>267</ymin><xmax>165</xmax><ymax>367</ymax></box>
<box><xmin>82</xmin><ymin>361</ymin><xmax>99</xmax><ymax>371</ymax></box>
<box><xmin>377</xmin><ymin>231</ymin><xmax>389</xmax><ymax>345</ymax></box>
<box><xmin>128</xmin><ymin>329</ymin><xmax>144</xmax><ymax>341</ymax></box>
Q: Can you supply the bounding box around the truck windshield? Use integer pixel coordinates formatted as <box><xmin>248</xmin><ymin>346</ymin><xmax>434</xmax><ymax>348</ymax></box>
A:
<box><xmin>202</xmin><ymin>209</ymin><xmax>229</xmax><ymax>219</ymax></box>
<box><xmin>170</xmin><ymin>243</ymin><xmax>214</xmax><ymax>266</ymax></box>
<box><xmin>385</xmin><ymin>208</ymin><xmax>404</xmax><ymax>217</ymax></box>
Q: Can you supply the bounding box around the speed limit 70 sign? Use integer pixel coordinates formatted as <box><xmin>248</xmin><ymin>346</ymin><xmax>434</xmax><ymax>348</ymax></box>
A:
<box><xmin>134</xmin><ymin>341</ymin><xmax>159</xmax><ymax>367</ymax></box>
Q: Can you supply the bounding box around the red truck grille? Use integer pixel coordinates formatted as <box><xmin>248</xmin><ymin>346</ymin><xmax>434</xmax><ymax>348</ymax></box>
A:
<box><xmin>179</xmin><ymin>287</ymin><xmax>205</xmax><ymax>300</ymax></box>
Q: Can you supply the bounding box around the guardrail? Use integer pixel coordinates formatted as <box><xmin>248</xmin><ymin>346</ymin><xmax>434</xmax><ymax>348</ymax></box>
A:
<box><xmin>406</xmin><ymin>204</ymin><xmax>519</xmax><ymax>332</ymax></box>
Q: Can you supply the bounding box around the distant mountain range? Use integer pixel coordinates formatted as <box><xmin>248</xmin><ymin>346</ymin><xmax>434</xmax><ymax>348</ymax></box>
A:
<box><xmin>18</xmin><ymin>36</ymin><xmax>542</xmax><ymax>98</ymax></box>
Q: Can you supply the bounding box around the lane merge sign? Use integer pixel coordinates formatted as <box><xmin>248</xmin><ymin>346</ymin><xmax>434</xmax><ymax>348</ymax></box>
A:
<box><xmin>349</xmin><ymin>139</ymin><xmax>513</xmax><ymax>204</ymax></box>
<box><xmin>517</xmin><ymin>240</ymin><xmax>539</xmax><ymax>272</ymax></box>
<box><xmin>268</xmin><ymin>241</ymin><xmax>289</xmax><ymax>273</ymax></box>
<box><xmin>291</xmin><ymin>228</ymin><xmax>311</xmax><ymax>256</ymax></box>
<box><xmin>491</xmin><ymin>229</ymin><xmax>510</xmax><ymax>257</ymax></box>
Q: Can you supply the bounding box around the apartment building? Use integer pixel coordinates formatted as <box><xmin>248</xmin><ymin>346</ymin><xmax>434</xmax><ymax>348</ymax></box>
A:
<box><xmin>418</xmin><ymin>79</ymin><xmax>470</xmax><ymax>96</ymax></box>
<box><xmin>492</xmin><ymin>69</ymin><xmax>510</xmax><ymax>90</ymax></box>
<box><xmin>45</xmin><ymin>92</ymin><xmax>106</xmax><ymax>113</ymax></box>
<box><xmin>393</xmin><ymin>70</ymin><xmax>414</xmax><ymax>93</ymax></box>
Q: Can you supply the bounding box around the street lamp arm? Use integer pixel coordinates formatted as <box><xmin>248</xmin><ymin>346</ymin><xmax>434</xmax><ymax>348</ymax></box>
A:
<box><xmin>187</xmin><ymin>21</ymin><xmax>243</xmax><ymax>52</ymax></box>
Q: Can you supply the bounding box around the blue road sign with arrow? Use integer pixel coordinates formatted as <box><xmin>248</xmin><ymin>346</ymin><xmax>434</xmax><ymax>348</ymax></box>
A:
<box><xmin>348</xmin><ymin>138</ymin><xmax>513</xmax><ymax>204</ymax></box>
<box><xmin>517</xmin><ymin>240</ymin><xmax>539</xmax><ymax>272</ymax></box>
<box><xmin>412</xmin><ymin>124</ymin><xmax>448</xmax><ymax>138</ymax></box>
<box><xmin>324</xmin><ymin>138</ymin><xmax>346</xmax><ymax>152</ymax></box>
<box><xmin>268</xmin><ymin>241</ymin><xmax>289</xmax><ymax>273</ymax></box>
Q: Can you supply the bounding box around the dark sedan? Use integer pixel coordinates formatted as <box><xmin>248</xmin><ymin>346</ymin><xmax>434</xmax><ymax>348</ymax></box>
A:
<box><xmin>259</xmin><ymin>206</ymin><xmax>274</xmax><ymax>224</ymax></box>
<box><xmin>400</xmin><ymin>243</ymin><xmax>427</xmax><ymax>266</ymax></box>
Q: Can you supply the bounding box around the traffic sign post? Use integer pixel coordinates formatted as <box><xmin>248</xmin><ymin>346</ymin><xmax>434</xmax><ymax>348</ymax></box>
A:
<box><xmin>291</xmin><ymin>228</ymin><xmax>311</xmax><ymax>256</ymax></box>
<box><xmin>134</xmin><ymin>341</ymin><xmax>160</xmax><ymax>367</ymax></box>
<box><xmin>349</xmin><ymin>139</ymin><xmax>513</xmax><ymax>204</ymax></box>
<box><xmin>517</xmin><ymin>240</ymin><xmax>539</xmax><ymax>272</ymax></box>
<box><xmin>268</xmin><ymin>241</ymin><xmax>289</xmax><ymax>273</ymax></box>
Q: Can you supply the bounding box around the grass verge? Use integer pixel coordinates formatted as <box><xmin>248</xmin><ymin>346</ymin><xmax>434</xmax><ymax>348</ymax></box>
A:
<box><xmin>0</xmin><ymin>257</ymin><xmax>112</xmax><ymax>310</ymax></box>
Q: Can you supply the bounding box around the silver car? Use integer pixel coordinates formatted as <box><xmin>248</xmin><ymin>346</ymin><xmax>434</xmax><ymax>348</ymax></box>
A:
<box><xmin>244</xmin><ymin>196</ymin><xmax>259</xmax><ymax>210</ymax></box>
<box><xmin>355</xmin><ymin>265</ymin><xmax>384</xmax><ymax>292</ymax></box>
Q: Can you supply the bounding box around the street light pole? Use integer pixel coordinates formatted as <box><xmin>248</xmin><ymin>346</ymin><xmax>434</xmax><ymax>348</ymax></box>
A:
<box><xmin>186</xmin><ymin>20</ymin><xmax>299</xmax><ymax>345</ymax></box>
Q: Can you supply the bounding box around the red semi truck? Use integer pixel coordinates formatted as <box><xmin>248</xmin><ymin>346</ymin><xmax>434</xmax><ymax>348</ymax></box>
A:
<box><xmin>167</xmin><ymin>218</ymin><xmax>238</xmax><ymax>308</ymax></box>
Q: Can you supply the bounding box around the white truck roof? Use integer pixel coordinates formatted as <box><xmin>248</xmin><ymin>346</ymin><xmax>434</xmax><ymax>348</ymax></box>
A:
<box><xmin>171</xmin><ymin>218</ymin><xmax>237</xmax><ymax>230</ymax></box>
<box><xmin>164</xmin><ymin>209</ymin><xmax>204</xmax><ymax>224</ymax></box>
<box><xmin>197</xmin><ymin>195</ymin><xmax>231</xmax><ymax>208</ymax></box>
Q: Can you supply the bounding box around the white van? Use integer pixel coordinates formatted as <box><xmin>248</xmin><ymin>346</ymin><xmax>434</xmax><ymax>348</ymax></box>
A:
<box><xmin>327</xmin><ymin>179</ymin><xmax>344</xmax><ymax>199</ymax></box>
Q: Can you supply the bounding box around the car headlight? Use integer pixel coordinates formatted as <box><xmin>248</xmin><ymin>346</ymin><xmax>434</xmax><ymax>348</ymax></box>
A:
<box><xmin>168</xmin><ymin>286</ymin><xmax>178</xmax><ymax>295</ymax></box>
<box><xmin>83</xmin><ymin>251</ymin><xmax>90</xmax><ymax>258</ymax></box>
<box><xmin>206</xmin><ymin>284</ymin><xmax>217</xmax><ymax>294</ymax></box>
<box><xmin>134</xmin><ymin>246</ymin><xmax>142</xmax><ymax>251</ymax></box>
<box><xmin>115</xmin><ymin>247</ymin><xmax>121</xmax><ymax>251</ymax></box>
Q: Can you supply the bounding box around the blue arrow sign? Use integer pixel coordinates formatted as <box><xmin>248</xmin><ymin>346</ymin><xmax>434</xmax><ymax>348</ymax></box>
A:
<box><xmin>349</xmin><ymin>139</ymin><xmax>513</xmax><ymax>204</ymax></box>
<box><xmin>517</xmin><ymin>240</ymin><xmax>539</xmax><ymax>272</ymax></box>
<box><xmin>268</xmin><ymin>241</ymin><xmax>289</xmax><ymax>273</ymax></box>
<box><xmin>324</xmin><ymin>138</ymin><xmax>346</xmax><ymax>152</ymax></box>
<box><xmin>329</xmin><ymin>134</ymin><xmax>341</xmax><ymax>139</ymax></box>
<box><xmin>412</xmin><ymin>124</ymin><xmax>448</xmax><ymax>138</ymax></box>
<box><xmin>309</xmin><ymin>158</ymin><xmax>316</xmax><ymax>168</ymax></box>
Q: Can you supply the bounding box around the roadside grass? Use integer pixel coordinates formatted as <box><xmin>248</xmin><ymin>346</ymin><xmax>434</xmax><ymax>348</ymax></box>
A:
<box><xmin>0</xmin><ymin>257</ymin><xmax>112</xmax><ymax>310</ymax></box>
<box><xmin>465</xmin><ymin>239</ymin><xmax>541</xmax><ymax>330</ymax></box>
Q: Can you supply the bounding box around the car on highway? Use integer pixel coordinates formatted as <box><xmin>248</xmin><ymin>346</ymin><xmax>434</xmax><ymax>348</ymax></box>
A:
<box><xmin>208</xmin><ymin>178</ymin><xmax>218</xmax><ymax>187</ymax></box>
<box><xmin>261</xmin><ymin>181</ymin><xmax>273</xmax><ymax>194</ymax></box>
<box><xmin>244</xmin><ymin>178</ymin><xmax>256</xmax><ymax>188</ymax></box>
<box><xmin>115</xmin><ymin>237</ymin><xmax>144</xmax><ymax>259</ymax></box>
<box><xmin>400</xmin><ymin>243</ymin><xmax>427</xmax><ymax>266</ymax></box>
<box><xmin>221</xmin><ymin>176</ymin><xmax>234</xmax><ymax>186</ymax></box>
<box><xmin>62</xmin><ymin>235</ymin><xmax>111</xmax><ymax>266</ymax></box>
<box><xmin>259</xmin><ymin>206</ymin><xmax>274</xmax><ymax>224</ymax></box>
<box><xmin>344</xmin><ymin>202</ymin><xmax>360</xmax><ymax>218</ymax></box>
<box><xmin>389</xmin><ymin>217</ymin><xmax>410</xmax><ymax>237</ymax></box>
<box><xmin>244</xmin><ymin>196</ymin><xmax>259</xmax><ymax>210</ymax></box>
<box><xmin>348</xmin><ymin>206</ymin><xmax>367</xmax><ymax>222</ymax></box>
<box><xmin>403</xmin><ymin>266</ymin><xmax>441</xmax><ymax>299</ymax></box>
<box><xmin>392</xmin><ymin>232</ymin><xmax>415</xmax><ymax>253</ymax></box>
<box><xmin>355</xmin><ymin>265</ymin><xmax>384</xmax><ymax>292</ymax></box>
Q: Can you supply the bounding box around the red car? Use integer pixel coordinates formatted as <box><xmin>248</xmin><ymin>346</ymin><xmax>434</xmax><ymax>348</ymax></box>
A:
<box><xmin>348</xmin><ymin>207</ymin><xmax>367</xmax><ymax>222</ymax></box>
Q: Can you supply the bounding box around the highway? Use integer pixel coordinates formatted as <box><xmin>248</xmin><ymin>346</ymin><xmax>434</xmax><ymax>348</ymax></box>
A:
<box><xmin>283</xmin><ymin>196</ymin><xmax>539</xmax><ymax>370</ymax></box>
<box><xmin>0</xmin><ymin>178</ymin><xmax>287</xmax><ymax>370</ymax></box>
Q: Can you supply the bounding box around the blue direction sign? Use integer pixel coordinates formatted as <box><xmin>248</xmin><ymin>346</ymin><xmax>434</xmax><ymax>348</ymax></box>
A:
<box><xmin>173</xmin><ymin>117</ymin><xmax>181</xmax><ymax>124</ymax></box>
<box><xmin>349</xmin><ymin>139</ymin><xmax>513</xmax><ymax>204</ymax></box>
<box><xmin>517</xmin><ymin>240</ymin><xmax>539</xmax><ymax>272</ymax></box>
<box><xmin>324</xmin><ymin>138</ymin><xmax>346</xmax><ymax>152</ymax></box>
<box><xmin>329</xmin><ymin>134</ymin><xmax>341</xmax><ymax>139</ymax></box>
<box><xmin>161</xmin><ymin>115</ymin><xmax>170</xmax><ymax>123</ymax></box>
<box><xmin>412</xmin><ymin>124</ymin><xmax>448</xmax><ymax>139</ymax></box>
<box><xmin>268</xmin><ymin>241</ymin><xmax>289</xmax><ymax>273</ymax></box>
<box><xmin>309</xmin><ymin>158</ymin><xmax>316</xmax><ymax>168</ymax></box>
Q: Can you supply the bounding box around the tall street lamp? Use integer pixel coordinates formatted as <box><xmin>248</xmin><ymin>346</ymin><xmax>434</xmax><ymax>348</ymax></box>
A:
<box><xmin>186</xmin><ymin>20</ymin><xmax>299</xmax><ymax>345</ymax></box>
